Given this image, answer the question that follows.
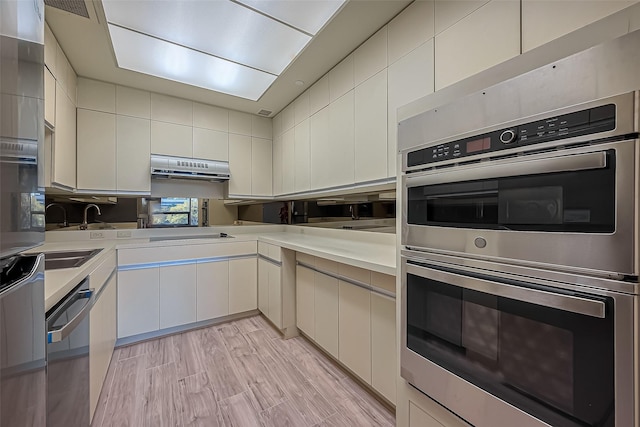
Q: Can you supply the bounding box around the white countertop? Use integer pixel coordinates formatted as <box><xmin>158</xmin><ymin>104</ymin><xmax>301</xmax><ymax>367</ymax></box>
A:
<box><xmin>38</xmin><ymin>225</ymin><xmax>397</xmax><ymax>310</ymax></box>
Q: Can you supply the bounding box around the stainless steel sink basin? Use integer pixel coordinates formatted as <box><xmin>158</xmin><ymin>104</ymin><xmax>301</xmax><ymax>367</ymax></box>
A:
<box><xmin>148</xmin><ymin>233</ymin><xmax>233</xmax><ymax>242</ymax></box>
<box><xmin>44</xmin><ymin>249</ymin><xmax>102</xmax><ymax>270</ymax></box>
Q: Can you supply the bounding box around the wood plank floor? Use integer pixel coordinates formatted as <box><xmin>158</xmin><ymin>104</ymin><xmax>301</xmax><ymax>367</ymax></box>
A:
<box><xmin>92</xmin><ymin>315</ymin><xmax>395</xmax><ymax>427</ymax></box>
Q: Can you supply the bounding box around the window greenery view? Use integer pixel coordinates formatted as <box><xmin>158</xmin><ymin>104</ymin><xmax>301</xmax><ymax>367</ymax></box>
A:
<box><xmin>149</xmin><ymin>197</ymin><xmax>199</xmax><ymax>226</ymax></box>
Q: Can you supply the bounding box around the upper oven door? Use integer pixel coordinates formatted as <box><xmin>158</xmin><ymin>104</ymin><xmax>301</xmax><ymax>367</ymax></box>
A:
<box><xmin>402</xmin><ymin>138</ymin><xmax>638</xmax><ymax>277</ymax></box>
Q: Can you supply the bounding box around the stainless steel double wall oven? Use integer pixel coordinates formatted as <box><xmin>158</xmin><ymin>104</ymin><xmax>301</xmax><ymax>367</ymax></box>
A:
<box><xmin>400</xmin><ymin>31</ymin><xmax>640</xmax><ymax>427</ymax></box>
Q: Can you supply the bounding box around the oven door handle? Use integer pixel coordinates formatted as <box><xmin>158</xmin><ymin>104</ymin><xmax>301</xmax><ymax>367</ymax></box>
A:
<box><xmin>47</xmin><ymin>288</ymin><xmax>94</xmax><ymax>343</ymax></box>
<box><xmin>405</xmin><ymin>262</ymin><xmax>606</xmax><ymax>318</ymax></box>
<box><xmin>405</xmin><ymin>150</ymin><xmax>607</xmax><ymax>187</ymax></box>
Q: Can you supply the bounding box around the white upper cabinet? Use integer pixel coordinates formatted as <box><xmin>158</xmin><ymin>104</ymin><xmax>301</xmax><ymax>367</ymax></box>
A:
<box><xmin>77</xmin><ymin>79</ymin><xmax>116</xmax><ymax>113</ymax></box>
<box><xmin>294</xmin><ymin>91</ymin><xmax>310</xmax><ymax>125</ymax></box>
<box><xmin>328</xmin><ymin>91</ymin><xmax>355</xmax><ymax>187</ymax></box>
<box><xmin>252</xmin><ymin>115</ymin><xmax>273</xmax><ymax>139</ymax></box>
<box><xmin>193</xmin><ymin>102</ymin><xmax>228</xmax><ymax>132</ymax></box>
<box><xmin>522</xmin><ymin>0</ymin><xmax>637</xmax><ymax>52</ymax></box>
<box><xmin>77</xmin><ymin>109</ymin><xmax>116</xmax><ymax>192</ymax></box>
<box><xmin>52</xmin><ymin>82</ymin><xmax>76</xmax><ymax>190</ymax></box>
<box><xmin>434</xmin><ymin>0</ymin><xmax>489</xmax><ymax>34</ymax></box>
<box><xmin>251</xmin><ymin>137</ymin><xmax>273</xmax><ymax>196</ymax></box>
<box><xmin>309</xmin><ymin>74</ymin><xmax>329</xmax><ymax>116</ymax></box>
<box><xmin>44</xmin><ymin>68</ymin><xmax>55</xmax><ymax>127</ymax></box>
<box><xmin>281</xmin><ymin>128</ymin><xmax>295</xmax><ymax>194</ymax></box>
<box><xmin>193</xmin><ymin>128</ymin><xmax>228</xmax><ymax>161</ymax></box>
<box><xmin>151</xmin><ymin>93</ymin><xmax>192</xmax><ymax>126</ymax></box>
<box><xmin>435</xmin><ymin>0</ymin><xmax>520</xmax><ymax>90</ymax></box>
<box><xmin>117</xmin><ymin>115</ymin><xmax>151</xmax><ymax>193</ymax></box>
<box><xmin>228</xmin><ymin>133</ymin><xmax>252</xmax><ymax>195</ymax></box>
<box><xmin>272</xmin><ymin>135</ymin><xmax>283</xmax><ymax>195</ymax></box>
<box><xmin>355</xmin><ymin>70</ymin><xmax>387</xmax><ymax>182</ymax></box>
<box><xmin>294</xmin><ymin>119</ymin><xmax>311</xmax><ymax>192</ymax></box>
<box><xmin>151</xmin><ymin>121</ymin><xmax>193</xmax><ymax>158</ymax></box>
<box><xmin>281</xmin><ymin>104</ymin><xmax>295</xmax><ymax>133</ymax></box>
<box><xmin>388</xmin><ymin>0</ymin><xmax>435</xmax><ymax>65</ymax></box>
<box><xmin>229</xmin><ymin>111</ymin><xmax>252</xmax><ymax>136</ymax></box>
<box><xmin>354</xmin><ymin>27</ymin><xmax>388</xmax><ymax>86</ymax></box>
<box><xmin>310</xmin><ymin>106</ymin><xmax>330</xmax><ymax>190</ymax></box>
<box><xmin>329</xmin><ymin>54</ymin><xmax>355</xmax><ymax>103</ymax></box>
<box><xmin>44</xmin><ymin>23</ymin><xmax>57</xmax><ymax>75</ymax></box>
<box><xmin>388</xmin><ymin>40</ymin><xmax>435</xmax><ymax>177</ymax></box>
<box><xmin>116</xmin><ymin>86</ymin><xmax>151</xmax><ymax>119</ymax></box>
<box><xmin>272</xmin><ymin>113</ymin><xmax>283</xmax><ymax>138</ymax></box>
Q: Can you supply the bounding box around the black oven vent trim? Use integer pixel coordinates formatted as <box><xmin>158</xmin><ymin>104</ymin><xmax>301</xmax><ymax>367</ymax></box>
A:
<box><xmin>407</xmin><ymin>104</ymin><xmax>617</xmax><ymax>169</ymax></box>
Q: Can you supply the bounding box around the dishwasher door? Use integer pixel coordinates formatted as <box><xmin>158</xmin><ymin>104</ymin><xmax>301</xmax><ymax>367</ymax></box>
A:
<box><xmin>46</xmin><ymin>279</ymin><xmax>94</xmax><ymax>427</ymax></box>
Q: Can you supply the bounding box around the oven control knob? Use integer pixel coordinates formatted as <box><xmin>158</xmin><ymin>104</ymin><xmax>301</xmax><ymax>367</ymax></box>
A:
<box><xmin>474</xmin><ymin>237</ymin><xmax>487</xmax><ymax>249</ymax></box>
<box><xmin>499</xmin><ymin>129</ymin><xmax>517</xmax><ymax>144</ymax></box>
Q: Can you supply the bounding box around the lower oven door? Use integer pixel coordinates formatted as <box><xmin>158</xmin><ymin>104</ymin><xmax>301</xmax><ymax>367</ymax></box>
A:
<box><xmin>401</xmin><ymin>257</ymin><xmax>636</xmax><ymax>427</ymax></box>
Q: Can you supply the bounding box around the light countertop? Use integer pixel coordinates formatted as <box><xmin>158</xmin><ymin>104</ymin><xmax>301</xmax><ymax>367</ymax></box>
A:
<box><xmin>38</xmin><ymin>225</ymin><xmax>397</xmax><ymax>310</ymax></box>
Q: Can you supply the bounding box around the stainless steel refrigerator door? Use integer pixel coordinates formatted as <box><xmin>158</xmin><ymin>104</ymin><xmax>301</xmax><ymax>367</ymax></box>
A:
<box><xmin>0</xmin><ymin>15</ymin><xmax>45</xmax><ymax>258</ymax></box>
<box><xmin>0</xmin><ymin>253</ymin><xmax>46</xmax><ymax>426</ymax></box>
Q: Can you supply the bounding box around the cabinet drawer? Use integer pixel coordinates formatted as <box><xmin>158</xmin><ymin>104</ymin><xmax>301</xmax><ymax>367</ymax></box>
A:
<box><xmin>89</xmin><ymin>251</ymin><xmax>116</xmax><ymax>294</ymax></box>
<box><xmin>118</xmin><ymin>241</ymin><xmax>257</xmax><ymax>266</ymax></box>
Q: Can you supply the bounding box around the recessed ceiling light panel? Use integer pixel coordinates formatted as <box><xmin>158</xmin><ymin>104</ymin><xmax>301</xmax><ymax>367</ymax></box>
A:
<box><xmin>236</xmin><ymin>0</ymin><xmax>345</xmax><ymax>35</ymax></box>
<box><xmin>102</xmin><ymin>0</ymin><xmax>311</xmax><ymax>75</ymax></box>
<box><xmin>107</xmin><ymin>24</ymin><xmax>276</xmax><ymax>101</ymax></box>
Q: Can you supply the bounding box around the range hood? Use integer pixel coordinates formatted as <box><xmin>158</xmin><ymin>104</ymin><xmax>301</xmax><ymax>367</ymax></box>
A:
<box><xmin>150</xmin><ymin>155</ymin><xmax>230</xmax><ymax>182</ymax></box>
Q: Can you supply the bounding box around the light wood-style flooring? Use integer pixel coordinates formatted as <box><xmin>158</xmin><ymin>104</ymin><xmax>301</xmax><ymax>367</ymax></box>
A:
<box><xmin>92</xmin><ymin>315</ymin><xmax>395</xmax><ymax>427</ymax></box>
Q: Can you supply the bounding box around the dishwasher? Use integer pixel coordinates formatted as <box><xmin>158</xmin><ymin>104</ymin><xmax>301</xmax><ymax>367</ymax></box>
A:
<box><xmin>46</xmin><ymin>278</ymin><xmax>94</xmax><ymax>427</ymax></box>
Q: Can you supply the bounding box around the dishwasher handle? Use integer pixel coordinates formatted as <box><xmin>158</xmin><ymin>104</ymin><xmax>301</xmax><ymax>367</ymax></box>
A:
<box><xmin>47</xmin><ymin>288</ymin><xmax>94</xmax><ymax>343</ymax></box>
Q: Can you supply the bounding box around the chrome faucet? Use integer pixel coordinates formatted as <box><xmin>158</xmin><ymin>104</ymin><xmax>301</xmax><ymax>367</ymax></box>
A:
<box><xmin>80</xmin><ymin>204</ymin><xmax>102</xmax><ymax>230</ymax></box>
<box><xmin>45</xmin><ymin>203</ymin><xmax>68</xmax><ymax>228</ymax></box>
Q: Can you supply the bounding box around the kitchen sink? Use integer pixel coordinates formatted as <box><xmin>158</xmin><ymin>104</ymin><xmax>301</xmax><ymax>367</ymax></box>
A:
<box><xmin>44</xmin><ymin>249</ymin><xmax>103</xmax><ymax>270</ymax></box>
<box><xmin>148</xmin><ymin>233</ymin><xmax>233</xmax><ymax>242</ymax></box>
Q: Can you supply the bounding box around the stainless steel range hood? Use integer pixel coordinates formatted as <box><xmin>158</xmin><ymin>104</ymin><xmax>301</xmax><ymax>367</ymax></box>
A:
<box><xmin>150</xmin><ymin>154</ymin><xmax>230</xmax><ymax>182</ymax></box>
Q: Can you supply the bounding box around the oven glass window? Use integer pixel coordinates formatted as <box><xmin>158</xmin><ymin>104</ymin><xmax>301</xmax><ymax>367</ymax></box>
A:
<box><xmin>406</xmin><ymin>270</ymin><xmax>614</xmax><ymax>427</ymax></box>
<box><xmin>407</xmin><ymin>150</ymin><xmax>615</xmax><ymax>232</ymax></box>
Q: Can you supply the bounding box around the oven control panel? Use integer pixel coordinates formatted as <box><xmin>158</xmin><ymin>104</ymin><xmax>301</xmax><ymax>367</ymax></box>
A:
<box><xmin>407</xmin><ymin>104</ymin><xmax>615</xmax><ymax>167</ymax></box>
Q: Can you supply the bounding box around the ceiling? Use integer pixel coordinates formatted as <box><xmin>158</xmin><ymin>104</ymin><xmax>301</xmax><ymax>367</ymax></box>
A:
<box><xmin>45</xmin><ymin>0</ymin><xmax>412</xmax><ymax>117</ymax></box>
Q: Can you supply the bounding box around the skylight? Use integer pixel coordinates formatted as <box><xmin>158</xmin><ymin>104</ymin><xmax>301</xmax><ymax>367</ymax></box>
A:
<box><xmin>103</xmin><ymin>0</ymin><xmax>345</xmax><ymax>101</ymax></box>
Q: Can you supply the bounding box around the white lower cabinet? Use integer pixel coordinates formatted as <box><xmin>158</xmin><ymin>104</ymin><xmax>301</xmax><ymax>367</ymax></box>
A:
<box><xmin>229</xmin><ymin>257</ymin><xmax>257</xmax><ymax>314</ymax></box>
<box><xmin>267</xmin><ymin>261</ymin><xmax>282</xmax><ymax>328</ymax></box>
<box><xmin>159</xmin><ymin>263</ymin><xmax>197</xmax><ymax>329</ymax></box>
<box><xmin>196</xmin><ymin>260</ymin><xmax>229</xmax><ymax>321</ymax></box>
<box><xmin>314</xmin><ymin>271</ymin><xmax>339</xmax><ymax>358</ymax></box>
<box><xmin>117</xmin><ymin>267</ymin><xmax>160</xmax><ymax>338</ymax></box>
<box><xmin>89</xmin><ymin>270</ymin><xmax>116</xmax><ymax>422</ymax></box>
<box><xmin>409</xmin><ymin>402</ymin><xmax>445</xmax><ymax>427</ymax></box>
<box><xmin>258</xmin><ymin>258</ymin><xmax>269</xmax><ymax>315</ymax></box>
<box><xmin>339</xmin><ymin>280</ymin><xmax>372</xmax><ymax>383</ymax></box>
<box><xmin>295</xmin><ymin>264</ymin><xmax>315</xmax><ymax>338</ymax></box>
<box><xmin>371</xmin><ymin>292</ymin><xmax>397</xmax><ymax>404</ymax></box>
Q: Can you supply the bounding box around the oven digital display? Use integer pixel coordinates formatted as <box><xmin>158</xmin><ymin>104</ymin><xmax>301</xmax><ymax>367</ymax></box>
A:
<box><xmin>466</xmin><ymin>137</ymin><xmax>491</xmax><ymax>153</ymax></box>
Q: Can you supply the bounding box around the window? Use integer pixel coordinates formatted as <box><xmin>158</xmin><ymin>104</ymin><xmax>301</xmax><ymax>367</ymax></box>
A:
<box><xmin>20</xmin><ymin>192</ymin><xmax>45</xmax><ymax>230</ymax></box>
<box><xmin>148</xmin><ymin>197</ymin><xmax>198</xmax><ymax>227</ymax></box>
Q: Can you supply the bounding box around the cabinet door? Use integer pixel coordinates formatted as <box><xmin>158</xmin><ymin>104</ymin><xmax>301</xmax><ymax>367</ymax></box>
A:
<box><xmin>228</xmin><ymin>134</ymin><xmax>252</xmax><ymax>196</ymax></box>
<box><xmin>150</xmin><ymin>121</ymin><xmax>192</xmax><ymax>157</ymax></box>
<box><xmin>258</xmin><ymin>258</ymin><xmax>269</xmax><ymax>315</ymax></box>
<box><xmin>77</xmin><ymin>109</ymin><xmax>117</xmax><ymax>191</ymax></box>
<box><xmin>409</xmin><ymin>402</ymin><xmax>445</xmax><ymax>427</ymax></box>
<box><xmin>338</xmin><ymin>281</ymin><xmax>371</xmax><ymax>383</ymax></box>
<box><xmin>117</xmin><ymin>115</ymin><xmax>151</xmax><ymax>193</ymax></box>
<box><xmin>89</xmin><ymin>272</ymin><xmax>116</xmax><ymax>422</ymax></box>
<box><xmin>328</xmin><ymin>91</ymin><xmax>355</xmax><ymax>187</ymax></box>
<box><xmin>52</xmin><ymin>83</ymin><xmax>76</xmax><ymax>190</ymax></box>
<box><xmin>314</xmin><ymin>271</ymin><xmax>339</xmax><ymax>358</ymax></box>
<box><xmin>44</xmin><ymin>68</ymin><xmax>55</xmax><ymax>127</ymax></box>
<box><xmin>309</xmin><ymin>107</ymin><xmax>330</xmax><ymax>190</ymax></box>
<box><xmin>282</xmin><ymin>128</ymin><xmax>295</xmax><ymax>194</ymax></box>
<box><xmin>159</xmin><ymin>263</ymin><xmax>197</xmax><ymax>329</ymax></box>
<box><xmin>355</xmin><ymin>70</ymin><xmax>387</xmax><ymax>182</ymax></box>
<box><xmin>268</xmin><ymin>262</ymin><xmax>282</xmax><ymax>328</ymax></box>
<box><xmin>193</xmin><ymin>128</ymin><xmax>228</xmax><ymax>161</ymax></box>
<box><xmin>251</xmin><ymin>137</ymin><xmax>273</xmax><ymax>196</ymax></box>
<box><xmin>371</xmin><ymin>293</ymin><xmax>396</xmax><ymax>404</ymax></box>
<box><xmin>229</xmin><ymin>258</ymin><xmax>257</xmax><ymax>314</ymax></box>
<box><xmin>296</xmin><ymin>265</ymin><xmax>315</xmax><ymax>338</ymax></box>
<box><xmin>272</xmin><ymin>135</ymin><xmax>283</xmax><ymax>195</ymax></box>
<box><xmin>435</xmin><ymin>0</ymin><xmax>520</xmax><ymax>90</ymax></box>
<box><xmin>196</xmin><ymin>260</ymin><xmax>229</xmax><ymax>321</ymax></box>
<box><xmin>294</xmin><ymin>119</ymin><xmax>311</xmax><ymax>192</ymax></box>
<box><xmin>117</xmin><ymin>267</ymin><xmax>159</xmax><ymax>338</ymax></box>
